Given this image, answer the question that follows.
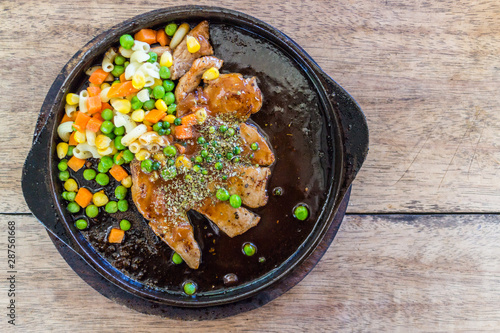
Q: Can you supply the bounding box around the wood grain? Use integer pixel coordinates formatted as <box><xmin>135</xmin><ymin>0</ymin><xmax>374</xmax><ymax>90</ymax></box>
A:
<box><xmin>0</xmin><ymin>0</ymin><xmax>499</xmax><ymax>213</ymax></box>
<box><xmin>2</xmin><ymin>214</ymin><xmax>500</xmax><ymax>331</ymax></box>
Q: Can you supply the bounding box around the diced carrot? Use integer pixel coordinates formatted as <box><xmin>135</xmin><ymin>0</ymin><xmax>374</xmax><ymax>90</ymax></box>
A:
<box><xmin>93</xmin><ymin>112</ymin><xmax>104</xmax><ymax>122</ymax></box>
<box><xmin>88</xmin><ymin>68</ymin><xmax>108</xmax><ymax>85</ymax></box>
<box><xmin>109</xmin><ymin>165</ymin><xmax>128</xmax><ymax>182</ymax></box>
<box><xmin>87</xmin><ymin>86</ymin><xmax>101</xmax><ymax>97</ymax></box>
<box><xmin>73</xmin><ymin>112</ymin><xmax>91</xmax><ymax>132</ymax></box>
<box><xmin>174</xmin><ymin>143</ymin><xmax>186</xmax><ymax>154</ymax></box>
<box><xmin>174</xmin><ymin>125</ymin><xmax>194</xmax><ymax>139</ymax></box>
<box><xmin>181</xmin><ymin>113</ymin><xmax>198</xmax><ymax>126</ymax></box>
<box><xmin>67</xmin><ymin>156</ymin><xmax>85</xmax><ymax>172</ymax></box>
<box><xmin>134</xmin><ymin>29</ymin><xmax>157</xmax><ymax>45</ymax></box>
<box><xmin>86</xmin><ymin>117</ymin><xmax>103</xmax><ymax>132</ymax></box>
<box><xmin>86</xmin><ymin>96</ymin><xmax>102</xmax><ymax>115</ymax></box>
<box><xmin>107</xmin><ymin>81</ymin><xmax>139</xmax><ymax>98</ymax></box>
<box><xmin>61</xmin><ymin>113</ymin><xmax>75</xmax><ymax>123</ymax></box>
<box><xmin>119</xmin><ymin>73</ymin><xmax>126</xmax><ymax>83</ymax></box>
<box><xmin>146</xmin><ymin>125</ymin><xmax>153</xmax><ymax>132</ymax></box>
<box><xmin>68</xmin><ymin>132</ymin><xmax>78</xmax><ymax>146</ymax></box>
<box><xmin>108</xmin><ymin>228</ymin><xmax>125</xmax><ymax>243</ymax></box>
<box><xmin>101</xmin><ymin>102</ymin><xmax>112</xmax><ymax>112</ymax></box>
<box><xmin>156</xmin><ymin>29</ymin><xmax>169</xmax><ymax>46</ymax></box>
<box><xmin>74</xmin><ymin>187</ymin><xmax>93</xmax><ymax>208</ymax></box>
<box><xmin>144</xmin><ymin>109</ymin><xmax>166</xmax><ymax>124</ymax></box>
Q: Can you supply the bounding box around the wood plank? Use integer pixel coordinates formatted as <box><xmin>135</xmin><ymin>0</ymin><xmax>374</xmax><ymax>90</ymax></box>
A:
<box><xmin>3</xmin><ymin>214</ymin><xmax>500</xmax><ymax>331</ymax></box>
<box><xmin>1</xmin><ymin>0</ymin><xmax>499</xmax><ymax>213</ymax></box>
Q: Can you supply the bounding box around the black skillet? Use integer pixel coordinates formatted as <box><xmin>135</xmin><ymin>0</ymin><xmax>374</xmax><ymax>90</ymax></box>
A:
<box><xmin>22</xmin><ymin>6</ymin><xmax>368</xmax><ymax>308</ymax></box>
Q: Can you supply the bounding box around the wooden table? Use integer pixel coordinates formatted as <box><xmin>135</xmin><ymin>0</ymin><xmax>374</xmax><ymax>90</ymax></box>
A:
<box><xmin>1</xmin><ymin>0</ymin><xmax>499</xmax><ymax>331</ymax></box>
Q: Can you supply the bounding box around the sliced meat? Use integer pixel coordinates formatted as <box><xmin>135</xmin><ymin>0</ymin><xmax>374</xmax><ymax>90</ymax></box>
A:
<box><xmin>150</xmin><ymin>46</ymin><xmax>171</xmax><ymax>57</ymax></box>
<box><xmin>171</xmin><ymin>21</ymin><xmax>214</xmax><ymax>80</ymax></box>
<box><xmin>228</xmin><ymin>166</ymin><xmax>270</xmax><ymax>208</ymax></box>
<box><xmin>130</xmin><ymin>160</ymin><xmax>201</xmax><ymax>269</ymax></box>
<box><xmin>175</xmin><ymin>56</ymin><xmax>223</xmax><ymax>103</ymax></box>
<box><xmin>239</xmin><ymin>123</ymin><xmax>275</xmax><ymax>166</ymax></box>
<box><xmin>195</xmin><ymin>199</ymin><xmax>260</xmax><ymax>238</ymax></box>
<box><xmin>203</xmin><ymin>74</ymin><xmax>263</xmax><ymax>121</ymax></box>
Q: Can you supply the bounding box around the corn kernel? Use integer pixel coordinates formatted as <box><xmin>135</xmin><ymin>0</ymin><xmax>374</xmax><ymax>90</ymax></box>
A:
<box><xmin>155</xmin><ymin>99</ymin><xmax>168</xmax><ymax>112</ymax></box>
<box><xmin>195</xmin><ymin>108</ymin><xmax>207</xmax><ymax>124</ymax></box>
<box><xmin>57</xmin><ymin>142</ymin><xmax>69</xmax><ymax>159</ymax></box>
<box><xmin>153</xmin><ymin>153</ymin><xmax>166</xmax><ymax>161</ymax></box>
<box><xmin>121</xmin><ymin>175</ymin><xmax>133</xmax><ymax>188</ymax></box>
<box><xmin>135</xmin><ymin>149</ymin><xmax>150</xmax><ymax>161</ymax></box>
<box><xmin>64</xmin><ymin>178</ymin><xmax>78</xmax><ymax>192</ymax></box>
<box><xmin>160</xmin><ymin>51</ymin><xmax>173</xmax><ymax>67</ymax></box>
<box><xmin>202</xmin><ymin>67</ymin><xmax>220</xmax><ymax>80</ymax></box>
<box><xmin>164</xmin><ymin>115</ymin><xmax>176</xmax><ymax>123</ymax></box>
<box><xmin>151</xmin><ymin>78</ymin><xmax>163</xmax><ymax>89</ymax></box>
<box><xmin>143</xmin><ymin>120</ymin><xmax>153</xmax><ymax>126</ymax></box>
<box><xmin>186</xmin><ymin>36</ymin><xmax>201</xmax><ymax>53</ymax></box>
<box><xmin>175</xmin><ymin>155</ymin><xmax>192</xmax><ymax>169</ymax></box>
<box><xmin>100</xmin><ymin>83</ymin><xmax>111</xmax><ymax>90</ymax></box>
<box><xmin>125</xmin><ymin>93</ymin><xmax>136</xmax><ymax>102</ymax></box>
<box><xmin>92</xmin><ymin>191</ymin><xmax>109</xmax><ymax>207</ymax></box>
<box><xmin>66</xmin><ymin>93</ymin><xmax>79</xmax><ymax>106</ymax></box>
<box><xmin>111</xmin><ymin>99</ymin><xmax>132</xmax><ymax>114</ymax></box>
<box><xmin>131</xmin><ymin>109</ymin><xmax>145</xmax><ymax>122</ymax></box>
<box><xmin>132</xmin><ymin>71</ymin><xmax>146</xmax><ymax>89</ymax></box>
<box><xmin>74</xmin><ymin>131</ymin><xmax>86</xmax><ymax>144</ymax></box>
<box><xmin>95</xmin><ymin>134</ymin><xmax>112</xmax><ymax>150</ymax></box>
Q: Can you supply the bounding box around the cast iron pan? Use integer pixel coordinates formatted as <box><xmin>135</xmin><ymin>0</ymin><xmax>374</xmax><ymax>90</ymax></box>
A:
<box><xmin>22</xmin><ymin>6</ymin><xmax>368</xmax><ymax>308</ymax></box>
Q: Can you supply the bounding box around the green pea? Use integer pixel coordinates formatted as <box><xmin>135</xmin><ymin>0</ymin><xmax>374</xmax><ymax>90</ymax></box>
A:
<box><xmin>101</xmin><ymin>108</ymin><xmax>113</xmax><ymax>121</ymax></box>
<box><xmin>97</xmin><ymin>161</ymin><xmax>108</xmax><ymax>174</ymax></box>
<box><xmin>105</xmin><ymin>201</ymin><xmax>118</xmax><ymax>214</ymax></box>
<box><xmin>200</xmin><ymin>150</ymin><xmax>208</xmax><ymax>158</ymax></box>
<box><xmin>152</xmin><ymin>85</ymin><xmax>165</xmax><ymax>99</ymax></box>
<box><xmin>233</xmin><ymin>146</ymin><xmax>241</xmax><ymax>155</ymax></box>
<box><xmin>160</xmin><ymin>166</ymin><xmax>177</xmax><ymax>180</ymax></box>
<box><xmin>153</xmin><ymin>122</ymin><xmax>163</xmax><ymax>132</ymax></box>
<box><xmin>201</xmin><ymin>169</ymin><xmax>208</xmax><ymax>175</ymax></box>
<box><xmin>152</xmin><ymin>161</ymin><xmax>161</xmax><ymax>170</ymax></box>
<box><xmin>100</xmin><ymin>120</ymin><xmax>115</xmax><ymax>134</ymax></box>
<box><xmin>141</xmin><ymin>159</ymin><xmax>153</xmax><ymax>173</ymax></box>
<box><xmin>159</xmin><ymin>66</ymin><xmax>171</xmax><ymax>79</ymax></box>
<box><xmin>226</xmin><ymin>152</ymin><xmax>234</xmax><ymax>160</ymax></box>
<box><xmin>251</xmin><ymin>142</ymin><xmax>259</xmax><ymax>151</ymax></box>
<box><xmin>230</xmin><ymin>194</ymin><xmax>242</xmax><ymax>208</ymax></box>
<box><xmin>67</xmin><ymin>146</ymin><xmax>74</xmax><ymax>157</ymax></box>
<box><xmin>172</xmin><ymin>118</ymin><xmax>180</xmax><ymax>126</ymax></box>
<box><xmin>119</xmin><ymin>34</ymin><xmax>134</xmax><ymax>49</ymax></box>
<box><xmin>167</xmin><ymin>103</ymin><xmax>177</xmax><ymax>115</ymax></box>
<box><xmin>219</xmin><ymin>125</ymin><xmax>227</xmax><ymax>133</ymax></box>
<box><xmin>163</xmin><ymin>145</ymin><xmax>177</xmax><ymax>157</ymax></box>
<box><xmin>124</xmin><ymin>61</ymin><xmax>130</xmax><ymax>68</ymax></box>
<box><xmin>75</xmin><ymin>219</ymin><xmax>88</xmax><ymax>230</ymax></box>
<box><xmin>59</xmin><ymin>170</ymin><xmax>70</xmax><ymax>181</ymax></box>
<box><xmin>147</xmin><ymin>52</ymin><xmax>158</xmax><ymax>64</ymax></box>
<box><xmin>183</xmin><ymin>281</ymin><xmax>197</xmax><ymax>295</ymax></box>
<box><xmin>193</xmin><ymin>165</ymin><xmax>201</xmax><ymax>173</ymax></box>
<box><xmin>215</xmin><ymin>162</ymin><xmax>223</xmax><ymax>170</ymax></box>
<box><xmin>227</xmin><ymin>128</ymin><xmax>236</xmax><ymax>136</ymax></box>
<box><xmin>243</xmin><ymin>242</ymin><xmax>257</xmax><ymax>256</ymax></box>
<box><xmin>233</xmin><ymin>157</ymin><xmax>240</xmax><ymax>163</ymax></box>
<box><xmin>172</xmin><ymin>252</ymin><xmax>183</xmax><ymax>264</ymax></box>
<box><xmin>67</xmin><ymin>202</ymin><xmax>80</xmax><ymax>213</ymax></box>
<box><xmin>95</xmin><ymin>173</ymin><xmax>110</xmax><ymax>186</ymax></box>
<box><xmin>131</xmin><ymin>96</ymin><xmax>143</xmax><ymax>110</ymax></box>
<box><xmin>61</xmin><ymin>191</ymin><xmax>70</xmax><ymax>201</ymax></box>
<box><xmin>114</xmin><ymin>136</ymin><xmax>126</xmax><ymax>151</ymax></box>
<box><xmin>115</xmin><ymin>185</ymin><xmax>127</xmax><ymax>200</ymax></box>
<box><xmin>113</xmin><ymin>153</ymin><xmax>125</xmax><ymax>165</ymax></box>
<box><xmin>62</xmin><ymin>191</ymin><xmax>75</xmax><ymax>201</ymax></box>
<box><xmin>209</xmin><ymin>126</ymin><xmax>216</xmax><ymax>134</ymax></box>
<box><xmin>163</xmin><ymin>80</ymin><xmax>175</xmax><ymax>92</ymax></box>
<box><xmin>114</xmin><ymin>126</ymin><xmax>125</xmax><ymax>136</ymax></box>
<box><xmin>222</xmin><ymin>175</ymin><xmax>228</xmax><ymax>181</ymax></box>
<box><xmin>158</xmin><ymin>128</ymin><xmax>166</xmax><ymax>135</ymax></box>
<box><xmin>122</xmin><ymin>149</ymin><xmax>134</xmax><ymax>163</ymax></box>
<box><xmin>83</xmin><ymin>169</ymin><xmax>97</xmax><ymax>180</ymax></box>
<box><xmin>197</xmin><ymin>136</ymin><xmax>206</xmax><ymax>144</ymax></box>
<box><xmin>165</xmin><ymin>128</ymin><xmax>172</xmax><ymax>135</ymax></box>
<box><xmin>120</xmin><ymin>219</ymin><xmax>131</xmax><ymax>231</ymax></box>
<box><xmin>58</xmin><ymin>159</ymin><xmax>68</xmax><ymax>171</ymax></box>
<box><xmin>163</xmin><ymin>121</ymin><xmax>171</xmax><ymax>129</ymax></box>
<box><xmin>111</xmin><ymin>65</ymin><xmax>124</xmax><ymax>77</ymax></box>
<box><xmin>85</xmin><ymin>204</ymin><xmax>99</xmax><ymax>218</ymax></box>
<box><xmin>101</xmin><ymin>156</ymin><xmax>114</xmax><ymax>169</ymax></box>
<box><xmin>114</xmin><ymin>55</ymin><xmax>126</xmax><ymax>65</ymax></box>
<box><xmin>117</xmin><ymin>200</ymin><xmax>128</xmax><ymax>212</ymax></box>
<box><xmin>167</xmin><ymin>158</ymin><xmax>175</xmax><ymax>167</ymax></box>
<box><xmin>211</xmin><ymin>141</ymin><xmax>218</xmax><ymax>148</ymax></box>
<box><xmin>216</xmin><ymin>188</ymin><xmax>230</xmax><ymax>201</ymax></box>
<box><xmin>104</xmin><ymin>132</ymin><xmax>116</xmax><ymax>140</ymax></box>
<box><xmin>163</xmin><ymin>92</ymin><xmax>175</xmax><ymax>105</ymax></box>
<box><xmin>143</xmin><ymin>99</ymin><xmax>155</xmax><ymax>110</ymax></box>
<box><xmin>165</xmin><ymin>23</ymin><xmax>178</xmax><ymax>36</ymax></box>
<box><xmin>195</xmin><ymin>156</ymin><xmax>203</xmax><ymax>163</ymax></box>
<box><xmin>294</xmin><ymin>205</ymin><xmax>309</xmax><ymax>221</ymax></box>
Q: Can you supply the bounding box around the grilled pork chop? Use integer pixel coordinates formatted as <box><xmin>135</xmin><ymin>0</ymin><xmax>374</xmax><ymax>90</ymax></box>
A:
<box><xmin>175</xmin><ymin>56</ymin><xmax>223</xmax><ymax>103</ymax></box>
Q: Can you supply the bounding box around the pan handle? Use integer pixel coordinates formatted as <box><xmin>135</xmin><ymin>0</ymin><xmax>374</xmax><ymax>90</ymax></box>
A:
<box><xmin>318</xmin><ymin>72</ymin><xmax>369</xmax><ymax>189</ymax></box>
<box><xmin>21</xmin><ymin>127</ymin><xmax>78</xmax><ymax>251</ymax></box>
